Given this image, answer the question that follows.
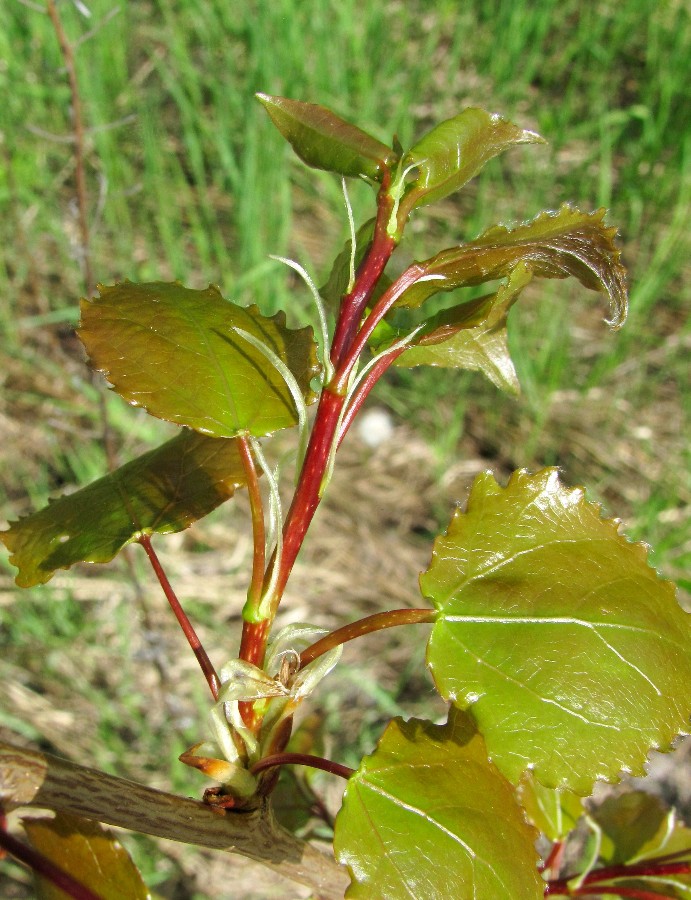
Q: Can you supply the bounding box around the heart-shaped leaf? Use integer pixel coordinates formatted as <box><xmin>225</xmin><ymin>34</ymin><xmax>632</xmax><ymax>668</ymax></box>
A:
<box><xmin>422</xmin><ymin>468</ymin><xmax>691</xmax><ymax>795</ymax></box>
<box><xmin>79</xmin><ymin>281</ymin><xmax>321</xmax><ymax>438</ymax></box>
<box><xmin>394</xmin><ymin>262</ymin><xmax>533</xmax><ymax>392</ymax></box>
<box><xmin>402</xmin><ymin>107</ymin><xmax>544</xmax><ymax>211</ymax></box>
<box><xmin>23</xmin><ymin>812</ymin><xmax>149</xmax><ymax>900</ymax></box>
<box><xmin>1</xmin><ymin>429</ymin><xmax>249</xmax><ymax>587</ymax></box>
<box><xmin>334</xmin><ymin>710</ymin><xmax>543</xmax><ymax>900</ymax></box>
<box><xmin>257</xmin><ymin>94</ymin><xmax>396</xmax><ymax>181</ymax></box>
<box><xmin>395</xmin><ymin>204</ymin><xmax>628</xmax><ymax>327</ymax></box>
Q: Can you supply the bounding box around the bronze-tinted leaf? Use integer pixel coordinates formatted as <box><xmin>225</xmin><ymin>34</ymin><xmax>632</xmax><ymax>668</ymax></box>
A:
<box><xmin>397</xmin><ymin>204</ymin><xmax>627</xmax><ymax>327</ymax></box>
<box><xmin>395</xmin><ymin>262</ymin><xmax>533</xmax><ymax>392</ymax></box>
<box><xmin>23</xmin><ymin>812</ymin><xmax>150</xmax><ymax>900</ymax></box>
<box><xmin>257</xmin><ymin>93</ymin><xmax>396</xmax><ymax>181</ymax></box>
<box><xmin>422</xmin><ymin>468</ymin><xmax>691</xmax><ymax>795</ymax></box>
<box><xmin>79</xmin><ymin>281</ymin><xmax>321</xmax><ymax>438</ymax></box>
<box><xmin>1</xmin><ymin>430</ymin><xmax>249</xmax><ymax>587</ymax></box>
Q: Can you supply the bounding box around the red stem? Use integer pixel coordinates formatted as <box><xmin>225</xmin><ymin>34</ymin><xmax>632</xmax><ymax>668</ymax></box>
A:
<box><xmin>540</xmin><ymin>840</ymin><xmax>565</xmax><ymax>876</ymax></box>
<box><xmin>138</xmin><ymin>534</ymin><xmax>219</xmax><ymax>700</ymax></box>
<box><xmin>298</xmin><ymin>608</ymin><xmax>436</xmax><ymax>670</ymax></box>
<box><xmin>0</xmin><ymin>825</ymin><xmax>102</xmax><ymax>900</ymax></box>
<box><xmin>250</xmin><ymin>752</ymin><xmax>354</xmax><ymax>781</ymax></box>
<box><xmin>332</xmin><ymin>263</ymin><xmax>426</xmax><ymax>394</ymax></box>
<box><xmin>545</xmin><ymin>860</ymin><xmax>691</xmax><ymax>897</ymax></box>
<box><xmin>330</xmin><ymin>174</ymin><xmax>396</xmax><ymax>368</ymax></box>
<box><xmin>337</xmin><ymin>344</ymin><xmax>406</xmax><ymax>446</ymax></box>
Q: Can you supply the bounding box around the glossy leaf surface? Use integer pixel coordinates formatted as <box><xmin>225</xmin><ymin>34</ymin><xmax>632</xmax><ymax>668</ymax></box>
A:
<box><xmin>1</xmin><ymin>430</ymin><xmax>248</xmax><ymax>587</ymax></box>
<box><xmin>334</xmin><ymin>711</ymin><xmax>542</xmax><ymax>899</ymax></box>
<box><xmin>257</xmin><ymin>94</ymin><xmax>395</xmax><ymax>180</ymax></box>
<box><xmin>422</xmin><ymin>468</ymin><xmax>691</xmax><ymax>794</ymax></box>
<box><xmin>396</xmin><ymin>204</ymin><xmax>627</xmax><ymax>327</ymax></box>
<box><xmin>24</xmin><ymin>812</ymin><xmax>149</xmax><ymax>900</ymax></box>
<box><xmin>395</xmin><ymin>262</ymin><xmax>533</xmax><ymax>392</ymax></box>
<box><xmin>403</xmin><ymin>107</ymin><xmax>544</xmax><ymax>209</ymax></box>
<box><xmin>79</xmin><ymin>282</ymin><xmax>320</xmax><ymax>438</ymax></box>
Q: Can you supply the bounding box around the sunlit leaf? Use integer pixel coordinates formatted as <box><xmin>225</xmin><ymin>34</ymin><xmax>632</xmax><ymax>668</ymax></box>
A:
<box><xmin>257</xmin><ymin>93</ymin><xmax>396</xmax><ymax>181</ymax></box>
<box><xmin>23</xmin><ymin>812</ymin><xmax>150</xmax><ymax>900</ymax></box>
<box><xmin>0</xmin><ymin>430</ymin><xmax>248</xmax><ymax>587</ymax></box>
<box><xmin>334</xmin><ymin>710</ymin><xmax>543</xmax><ymax>899</ymax></box>
<box><xmin>396</xmin><ymin>204</ymin><xmax>628</xmax><ymax>327</ymax></box>
<box><xmin>517</xmin><ymin>772</ymin><xmax>583</xmax><ymax>842</ymax></box>
<box><xmin>79</xmin><ymin>281</ymin><xmax>321</xmax><ymax>438</ymax></box>
<box><xmin>394</xmin><ymin>262</ymin><xmax>533</xmax><ymax>392</ymax></box>
<box><xmin>422</xmin><ymin>468</ymin><xmax>691</xmax><ymax>795</ymax></box>
<box><xmin>403</xmin><ymin>107</ymin><xmax>544</xmax><ymax>209</ymax></box>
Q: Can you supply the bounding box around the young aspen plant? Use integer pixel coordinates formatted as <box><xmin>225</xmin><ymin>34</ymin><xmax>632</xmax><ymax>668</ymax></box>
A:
<box><xmin>2</xmin><ymin>94</ymin><xmax>690</xmax><ymax>900</ymax></box>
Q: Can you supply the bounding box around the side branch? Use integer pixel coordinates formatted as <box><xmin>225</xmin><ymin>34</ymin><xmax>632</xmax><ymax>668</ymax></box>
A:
<box><xmin>0</xmin><ymin>741</ymin><xmax>349</xmax><ymax>900</ymax></box>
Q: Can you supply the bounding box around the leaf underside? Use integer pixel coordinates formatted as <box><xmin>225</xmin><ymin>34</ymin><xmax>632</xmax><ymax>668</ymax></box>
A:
<box><xmin>0</xmin><ymin>429</ymin><xmax>248</xmax><ymax>587</ymax></box>
<box><xmin>334</xmin><ymin>711</ymin><xmax>543</xmax><ymax>900</ymax></box>
<box><xmin>79</xmin><ymin>281</ymin><xmax>321</xmax><ymax>438</ymax></box>
<box><xmin>395</xmin><ymin>261</ymin><xmax>533</xmax><ymax>392</ymax></box>
<box><xmin>397</xmin><ymin>204</ymin><xmax>628</xmax><ymax>328</ymax></box>
<box><xmin>422</xmin><ymin>468</ymin><xmax>691</xmax><ymax>795</ymax></box>
<box><xmin>23</xmin><ymin>812</ymin><xmax>149</xmax><ymax>900</ymax></box>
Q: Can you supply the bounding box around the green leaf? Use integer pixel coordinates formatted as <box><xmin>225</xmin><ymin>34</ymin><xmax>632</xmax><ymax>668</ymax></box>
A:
<box><xmin>396</xmin><ymin>204</ymin><xmax>628</xmax><ymax>327</ymax></box>
<box><xmin>23</xmin><ymin>812</ymin><xmax>150</xmax><ymax>900</ymax></box>
<box><xmin>517</xmin><ymin>772</ymin><xmax>583</xmax><ymax>842</ymax></box>
<box><xmin>403</xmin><ymin>108</ymin><xmax>544</xmax><ymax>210</ymax></box>
<box><xmin>0</xmin><ymin>429</ymin><xmax>248</xmax><ymax>587</ymax></box>
<box><xmin>590</xmin><ymin>791</ymin><xmax>673</xmax><ymax>865</ymax></box>
<box><xmin>422</xmin><ymin>468</ymin><xmax>691</xmax><ymax>795</ymax></box>
<box><xmin>334</xmin><ymin>710</ymin><xmax>543</xmax><ymax>900</ymax></box>
<box><xmin>394</xmin><ymin>262</ymin><xmax>533</xmax><ymax>392</ymax></box>
<box><xmin>257</xmin><ymin>93</ymin><xmax>396</xmax><ymax>181</ymax></box>
<box><xmin>79</xmin><ymin>282</ymin><xmax>320</xmax><ymax>439</ymax></box>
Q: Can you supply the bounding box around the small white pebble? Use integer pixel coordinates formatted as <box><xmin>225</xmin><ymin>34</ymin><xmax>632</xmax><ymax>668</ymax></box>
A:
<box><xmin>356</xmin><ymin>407</ymin><xmax>395</xmax><ymax>447</ymax></box>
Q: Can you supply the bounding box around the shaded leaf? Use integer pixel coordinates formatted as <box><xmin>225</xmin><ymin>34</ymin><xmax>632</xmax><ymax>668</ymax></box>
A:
<box><xmin>394</xmin><ymin>262</ymin><xmax>533</xmax><ymax>392</ymax></box>
<box><xmin>396</xmin><ymin>204</ymin><xmax>628</xmax><ymax>327</ymax></box>
<box><xmin>517</xmin><ymin>772</ymin><xmax>583</xmax><ymax>842</ymax></box>
<box><xmin>23</xmin><ymin>812</ymin><xmax>150</xmax><ymax>900</ymax></box>
<box><xmin>79</xmin><ymin>281</ymin><xmax>321</xmax><ymax>438</ymax></box>
<box><xmin>403</xmin><ymin>107</ymin><xmax>544</xmax><ymax>209</ymax></box>
<box><xmin>590</xmin><ymin>791</ymin><xmax>673</xmax><ymax>865</ymax></box>
<box><xmin>334</xmin><ymin>710</ymin><xmax>542</xmax><ymax>900</ymax></box>
<box><xmin>1</xmin><ymin>429</ymin><xmax>248</xmax><ymax>587</ymax></box>
<box><xmin>422</xmin><ymin>468</ymin><xmax>691</xmax><ymax>795</ymax></box>
<box><xmin>257</xmin><ymin>93</ymin><xmax>396</xmax><ymax>181</ymax></box>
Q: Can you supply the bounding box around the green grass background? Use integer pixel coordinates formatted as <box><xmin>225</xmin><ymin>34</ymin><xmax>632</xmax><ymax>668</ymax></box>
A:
<box><xmin>0</xmin><ymin>0</ymin><xmax>689</xmax><ymax>895</ymax></box>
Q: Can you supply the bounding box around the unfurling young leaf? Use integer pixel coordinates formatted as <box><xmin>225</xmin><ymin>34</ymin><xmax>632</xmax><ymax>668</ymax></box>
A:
<box><xmin>394</xmin><ymin>262</ymin><xmax>533</xmax><ymax>392</ymax></box>
<box><xmin>422</xmin><ymin>468</ymin><xmax>691</xmax><ymax>795</ymax></box>
<box><xmin>0</xmin><ymin>430</ymin><xmax>249</xmax><ymax>587</ymax></box>
<box><xmin>401</xmin><ymin>107</ymin><xmax>545</xmax><ymax>211</ymax></box>
<box><xmin>257</xmin><ymin>93</ymin><xmax>396</xmax><ymax>181</ymax></box>
<box><xmin>395</xmin><ymin>204</ymin><xmax>627</xmax><ymax>327</ymax></box>
<box><xmin>79</xmin><ymin>281</ymin><xmax>321</xmax><ymax>438</ymax></box>
<box><xmin>334</xmin><ymin>710</ymin><xmax>543</xmax><ymax>900</ymax></box>
<box><xmin>23</xmin><ymin>812</ymin><xmax>150</xmax><ymax>900</ymax></box>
